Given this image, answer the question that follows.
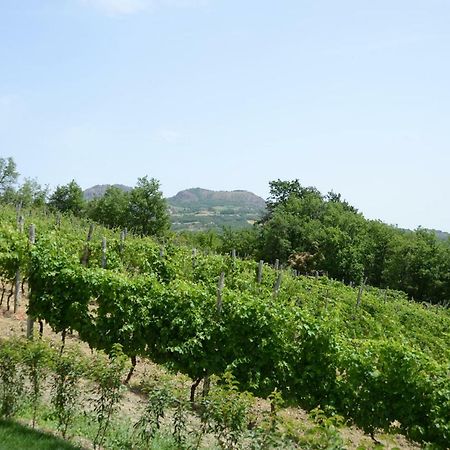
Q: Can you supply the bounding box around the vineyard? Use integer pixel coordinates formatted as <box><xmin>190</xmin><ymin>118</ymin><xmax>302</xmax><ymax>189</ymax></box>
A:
<box><xmin>0</xmin><ymin>204</ymin><xmax>449</xmax><ymax>448</ymax></box>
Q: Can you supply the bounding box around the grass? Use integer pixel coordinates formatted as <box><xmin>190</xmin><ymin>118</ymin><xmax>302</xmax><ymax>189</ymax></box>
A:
<box><xmin>17</xmin><ymin>402</ymin><xmax>184</xmax><ymax>450</ymax></box>
<box><xmin>0</xmin><ymin>420</ymin><xmax>83</xmax><ymax>450</ymax></box>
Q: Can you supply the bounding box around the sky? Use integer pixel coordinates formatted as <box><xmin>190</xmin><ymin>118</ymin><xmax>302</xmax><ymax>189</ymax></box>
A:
<box><xmin>0</xmin><ymin>0</ymin><xmax>449</xmax><ymax>231</ymax></box>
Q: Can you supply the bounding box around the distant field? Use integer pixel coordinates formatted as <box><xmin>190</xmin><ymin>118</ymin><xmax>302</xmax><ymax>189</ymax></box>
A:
<box><xmin>170</xmin><ymin>211</ymin><xmax>259</xmax><ymax>230</ymax></box>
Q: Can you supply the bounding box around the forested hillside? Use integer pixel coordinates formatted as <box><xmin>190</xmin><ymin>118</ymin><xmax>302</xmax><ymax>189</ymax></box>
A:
<box><xmin>83</xmin><ymin>184</ymin><xmax>133</xmax><ymax>200</ymax></box>
<box><xmin>204</xmin><ymin>179</ymin><xmax>450</xmax><ymax>307</ymax></box>
<box><xmin>82</xmin><ymin>184</ymin><xmax>266</xmax><ymax>231</ymax></box>
<box><xmin>168</xmin><ymin>188</ymin><xmax>265</xmax><ymax>230</ymax></box>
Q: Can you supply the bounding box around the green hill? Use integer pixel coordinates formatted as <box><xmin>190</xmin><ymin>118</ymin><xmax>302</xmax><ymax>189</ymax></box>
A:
<box><xmin>83</xmin><ymin>184</ymin><xmax>132</xmax><ymax>200</ymax></box>
<box><xmin>168</xmin><ymin>188</ymin><xmax>265</xmax><ymax>231</ymax></box>
<box><xmin>83</xmin><ymin>185</ymin><xmax>266</xmax><ymax>231</ymax></box>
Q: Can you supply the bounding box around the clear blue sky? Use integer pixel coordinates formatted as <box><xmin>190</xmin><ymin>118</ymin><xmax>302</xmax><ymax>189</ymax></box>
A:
<box><xmin>1</xmin><ymin>0</ymin><xmax>449</xmax><ymax>231</ymax></box>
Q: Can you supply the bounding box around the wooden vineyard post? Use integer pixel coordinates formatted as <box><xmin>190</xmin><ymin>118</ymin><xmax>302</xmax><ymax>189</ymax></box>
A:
<box><xmin>13</xmin><ymin>215</ymin><xmax>24</xmax><ymax>313</ymax></box>
<box><xmin>274</xmin><ymin>259</ymin><xmax>279</xmax><ymax>271</ymax></box>
<box><xmin>203</xmin><ymin>271</ymin><xmax>225</xmax><ymax>399</ymax></box>
<box><xmin>81</xmin><ymin>224</ymin><xmax>94</xmax><ymax>266</ymax></box>
<box><xmin>356</xmin><ymin>284</ymin><xmax>363</xmax><ymax>308</ymax></box>
<box><xmin>216</xmin><ymin>272</ymin><xmax>225</xmax><ymax>313</ymax></box>
<box><xmin>101</xmin><ymin>237</ymin><xmax>107</xmax><ymax>269</ymax></box>
<box><xmin>257</xmin><ymin>260</ymin><xmax>264</xmax><ymax>284</ymax></box>
<box><xmin>17</xmin><ymin>214</ymin><xmax>24</xmax><ymax>232</ymax></box>
<box><xmin>356</xmin><ymin>278</ymin><xmax>367</xmax><ymax>308</ymax></box>
<box><xmin>16</xmin><ymin>202</ymin><xmax>22</xmax><ymax>220</ymax></box>
<box><xmin>273</xmin><ymin>273</ymin><xmax>282</xmax><ymax>298</ymax></box>
<box><xmin>119</xmin><ymin>230</ymin><xmax>126</xmax><ymax>254</ymax></box>
<box><xmin>27</xmin><ymin>224</ymin><xmax>36</xmax><ymax>339</ymax></box>
<box><xmin>231</xmin><ymin>249</ymin><xmax>236</xmax><ymax>260</ymax></box>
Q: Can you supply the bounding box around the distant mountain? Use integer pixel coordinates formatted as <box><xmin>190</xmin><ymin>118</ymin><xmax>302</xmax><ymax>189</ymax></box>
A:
<box><xmin>83</xmin><ymin>184</ymin><xmax>132</xmax><ymax>201</ymax></box>
<box><xmin>168</xmin><ymin>188</ymin><xmax>266</xmax><ymax>231</ymax></box>
<box><xmin>400</xmin><ymin>227</ymin><xmax>450</xmax><ymax>241</ymax></box>
<box><xmin>168</xmin><ymin>188</ymin><xmax>265</xmax><ymax>210</ymax></box>
<box><xmin>429</xmin><ymin>229</ymin><xmax>450</xmax><ymax>241</ymax></box>
<box><xmin>83</xmin><ymin>185</ymin><xmax>266</xmax><ymax>231</ymax></box>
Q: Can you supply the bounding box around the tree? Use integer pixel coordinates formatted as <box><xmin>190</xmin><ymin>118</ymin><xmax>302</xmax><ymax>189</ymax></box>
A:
<box><xmin>88</xmin><ymin>186</ymin><xmax>130</xmax><ymax>229</ymax></box>
<box><xmin>127</xmin><ymin>177</ymin><xmax>170</xmax><ymax>237</ymax></box>
<box><xmin>48</xmin><ymin>180</ymin><xmax>85</xmax><ymax>216</ymax></box>
<box><xmin>382</xmin><ymin>229</ymin><xmax>450</xmax><ymax>304</ymax></box>
<box><xmin>0</xmin><ymin>157</ymin><xmax>19</xmax><ymax>198</ymax></box>
<box><xmin>218</xmin><ymin>227</ymin><xmax>259</xmax><ymax>257</ymax></box>
<box><xmin>258</xmin><ymin>194</ymin><xmax>326</xmax><ymax>263</ymax></box>
<box><xmin>326</xmin><ymin>190</ymin><xmax>358</xmax><ymax>213</ymax></box>
<box><xmin>262</xmin><ymin>179</ymin><xmax>322</xmax><ymax>223</ymax></box>
<box><xmin>256</xmin><ymin>179</ymin><xmax>370</xmax><ymax>281</ymax></box>
<box><xmin>16</xmin><ymin>178</ymin><xmax>48</xmax><ymax>208</ymax></box>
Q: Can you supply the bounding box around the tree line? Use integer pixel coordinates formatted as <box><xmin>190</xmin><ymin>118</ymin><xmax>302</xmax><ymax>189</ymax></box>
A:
<box><xmin>181</xmin><ymin>180</ymin><xmax>450</xmax><ymax>306</ymax></box>
<box><xmin>1</xmin><ymin>156</ymin><xmax>449</xmax><ymax>305</ymax></box>
<box><xmin>0</xmin><ymin>157</ymin><xmax>170</xmax><ymax>237</ymax></box>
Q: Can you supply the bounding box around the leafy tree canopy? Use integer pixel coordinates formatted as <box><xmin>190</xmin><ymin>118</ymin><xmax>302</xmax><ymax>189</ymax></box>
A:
<box><xmin>127</xmin><ymin>176</ymin><xmax>170</xmax><ymax>237</ymax></box>
<box><xmin>265</xmin><ymin>179</ymin><xmax>322</xmax><ymax>215</ymax></box>
<box><xmin>48</xmin><ymin>180</ymin><xmax>85</xmax><ymax>216</ymax></box>
<box><xmin>16</xmin><ymin>178</ymin><xmax>48</xmax><ymax>208</ymax></box>
<box><xmin>87</xmin><ymin>185</ymin><xmax>130</xmax><ymax>230</ymax></box>
<box><xmin>254</xmin><ymin>179</ymin><xmax>450</xmax><ymax>304</ymax></box>
<box><xmin>0</xmin><ymin>157</ymin><xmax>19</xmax><ymax>196</ymax></box>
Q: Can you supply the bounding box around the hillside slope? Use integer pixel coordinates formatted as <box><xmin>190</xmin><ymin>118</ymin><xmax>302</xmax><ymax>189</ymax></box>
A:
<box><xmin>168</xmin><ymin>187</ymin><xmax>265</xmax><ymax>209</ymax></box>
<box><xmin>0</xmin><ymin>205</ymin><xmax>447</xmax><ymax>447</ymax></box>
<box><xmin>83</xmin><ymin>185</ymin><xmax>266</xmax><ymax>231</ymax></box>
<box><xmin>83</xmin><ymin>184</ymin><xmax>132</xmax><ymax>200</ymax></box>
<box><xmin>168</xmin><ymin>188</ymin><xmax>265</xmax><ymax>230</ymax></box>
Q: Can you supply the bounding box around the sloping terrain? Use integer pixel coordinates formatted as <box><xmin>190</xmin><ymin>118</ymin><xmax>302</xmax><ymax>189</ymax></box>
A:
<box><xmin>83</xmin><ymin>185</ymin><xmax>267</xmax><ymax>230</ymax></box>
<box><xmin>83</xmin><ymin>184</ymin><xmax>132</xmax><ymax>201</ymax></box>
<box><xmin>0</xmin><ymin>298</ymin><xmax>421</xmax><ymax>450</ymax></box>
<box><xmin>168</xmin><ymin>188</ymin><xmax>265</xmax><ymax>230</ymax></box>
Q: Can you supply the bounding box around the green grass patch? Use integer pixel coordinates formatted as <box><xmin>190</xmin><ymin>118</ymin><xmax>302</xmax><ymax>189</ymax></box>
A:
<box><xmin>0</xmin><ymin>420</ymin><xmax>83</xmax><ymax>450</ymax></box>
